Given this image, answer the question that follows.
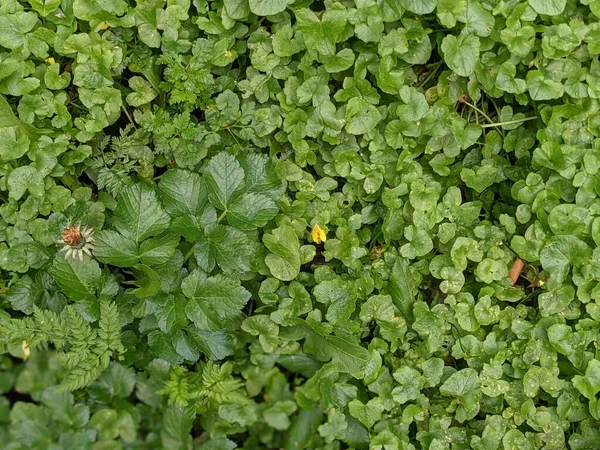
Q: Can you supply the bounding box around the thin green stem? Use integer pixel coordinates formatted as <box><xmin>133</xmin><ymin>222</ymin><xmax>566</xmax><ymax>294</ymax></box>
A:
<box><xmin>480</xmin><ymin>117</ymin><xmax>537</xmax><ymax>128</ymax></box>
<box><xmin>217</xmin><ymin>210</ymin><xmax>227</xmax><ymax>224</ymax></box>
<box><xmin>416</xmin><ymin>61</ymin><xmax>443</xmax><ymax>89</ymax></box>
<box><xmin>183</xmin><ymin>245</ymin><xmax>195</xmax><ymax>263</ymax></box>
<box><xmin>121</xmin><ymin>105</ymin><xmax>135</xmax><ymax>127</ymax></box>
<box><xmin>462</xmin><ymin>100</ymin><xmax>494</xmax><ymax>125</ymax></box>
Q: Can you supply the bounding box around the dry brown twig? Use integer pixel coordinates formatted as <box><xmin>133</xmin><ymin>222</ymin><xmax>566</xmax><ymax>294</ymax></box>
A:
<box><xmin>508</xmin><ymin>257</ymin><xmax>525</xmax><ymax>285</ymax></box>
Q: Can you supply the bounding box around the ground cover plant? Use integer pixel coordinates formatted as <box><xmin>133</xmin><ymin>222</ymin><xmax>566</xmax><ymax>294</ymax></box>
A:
<box><xmin>2</xmin><ymin>0</ymin><xmax>600</xmax><ymax>448</ymax></box>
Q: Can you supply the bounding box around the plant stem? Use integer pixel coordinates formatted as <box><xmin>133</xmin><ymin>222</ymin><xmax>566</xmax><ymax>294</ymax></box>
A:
<box><xmin>480</xmin><ymin>117</ymin><xmax>537</xmax><ymax>128</ymax></box>
<box><xmin>462</xmin><ymin>100</ymin><xmax>494</xmax><ymax>125</ymax></box>
<box><xmin>416</xmin><ymin>62</ymin><xmax>443</xmax><ymax>89</ymax></box>
<box><xmin>122</xmin><ymin>106</ymin><xmax>135</xmax><ymax>126</ymax></box>
<box><xmin>183</xmin><ymin>245</ymin><xmax>195</xmax><ymax>263</ymax></box>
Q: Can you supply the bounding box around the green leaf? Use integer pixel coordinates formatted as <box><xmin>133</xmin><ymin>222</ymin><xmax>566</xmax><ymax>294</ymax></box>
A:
<box><xmin>0</xmin><ymin>126</ymin><xmax>30</xmax><ymax>161</ymax></box>
<box><xmin>313</xmin><ymin>278</ymin><xmax>357</xmax><ymax>325</ymax></box>
<box><xmin>205</xmin><ymin>152</ymin><xmax>245</xmax><ymax>211</ymax></box>
<box><xmin>399</xmin><ymin>0</ymin><xmax>437</xmax><ymax>14</ymax></box>
<box><xmin>264</xmin><ymin>225</ymin><xmax>301</xmax><ymax>281</ymax></box>
<box><xmin>295</xmin><ymin>319</ymin><xmax>371</xmax><ymax>374</ymax></box>
<box><xmin>93</xmin><ymin>230</ymin><xmax>139</xmax><ymax>267</ymax></box>
<box><xmin>138</xmin><ymin>234</ymin><xmax>180</xmax><ymax>266</ymax></box>
<box><xmin>158</xmin><ymin>169</ymin><xmax>208</xmax><ymax>219</ymax></box>
<box><xmin>249</xmin><ymin>0</ymin><xmax>293</xmax><ymax>16</ymax></box>
<box><xmin>528</xmin><ymin>0</ymin><xmax>566</xmax><ymax>15</ymax></box>
<box><xmin>182</xmin><ymin>270</ymin><xmax>251</xmax><ymax>331</ymax></box>
<box><xmin>131</xmin><ymin>264</ymin><xmax>162</xmax><ymax>298</ymax></box>
<box><xmin>527</xmin><ymin>70</ymin><xmax>564</xmax><ymax>100</ymax></box>
<box><xmin>573</xmin><ymin>359</ymin><xmax>600</xmax><ymax>400</ymax></box>
<box><xmin>187</xmin><ymin>327</ymin><xmax>236</xmax><ymax>360</ymax></box>
<box><xmin>227</xmin><ymin>193</ymin><xmax>278</xmax><ymax>231</ymax></box>
<box><xmin>224</xmin><ymin>0</ymin><xmax>250</xmax><ymax>19</ymax></box>
<box><xmin>345</xmin><ymin>98</ymin><xmax>382</xmax><ymax>135</ymax></box>
<box><xmin>7</xmin><ymin>166</ymin><xmax>44</xmax><ymax>200</ymax></box>
<box><xmin>539</xmin><ymin>285</ymin><xmax>575</xmax><ymax>316</ymax></box>
<box><xmin>388</xmin><ymin>258</ymin><xmax>415</xmax><ymax>324</ymax></box>
<box><xmin>49</xmin><ymin>255</ymin><xmax>101</xmax><ymax>304</ymax></box>
<box><xmin>113</xmin><ymin>184</ymin><xmax>170</xmax><ymax>243</ymax></box>
<box><xmin>194</xmin><ymin>224</ymin><xmax>254</xmax><ymax>274</ymax></box>
<box><xmin>441</xmin><ymin>33</ymin><xmax>480</xmax><ymax>77</ymax></box>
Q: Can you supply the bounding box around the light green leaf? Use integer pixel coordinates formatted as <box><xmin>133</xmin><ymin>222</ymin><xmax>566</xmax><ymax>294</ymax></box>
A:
<box><xmin>295</xmin><ymin>319</ymin><xmax>371</xmax><ymax>374</ymax></box>
<box><xmin>441</xmin><ymin>34</ymin><xmax>480</xmax><ymax>77</ymax></box>
<box><xmin>249</xmin><ymin>0</ymin><xmax>293</xmax><ymax>16</ymax></box>
<box><xmin>264</xmin><ymin>225</ymin><xmax>301</xmax><ymax>281</ymax></box>
<box><xmin>7</xmin><ymin>166</ymin><xmax>44</xmax><ymax>200</ymax></box>
<box><xmin>528</xmin><ymin>0</ymin><xmax>566</xmax><ymax>15</ymax></box>
<box><xmin>399</xmin><ymin>0</ymin><xmax>437</xmax><ymax>14</ymax></box>
<box><xmin>345</xmin><ymin>98</ymin><xmax>381</xmax><ymax>135</ymax></box>
<box><xmin>573</xmin><ymin>359</ymin><xmax>600</xmax><ymax>400</ymax></box>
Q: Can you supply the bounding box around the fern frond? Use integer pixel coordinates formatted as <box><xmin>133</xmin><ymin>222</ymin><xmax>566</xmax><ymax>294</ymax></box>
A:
<box><xmin>58</xmin><ymin>353</ymin><xmax>109</xmax><ymax>392</ymax></box>
<box><xmin>159</xmin><ymin>362</ymin><xmax>250</xmax><ymax>413</ymax></box>
<box><xmin>0</xmin><ymin>301</ymin><xmax>124</xmax><ymax>391</ymax></box>
<box><xmin>98</xmin><ymin>299</ymin><xmax>124</xmax><ymax>355</ymax></box>
<box><xmin>97</xmin><ymin>167</ymin><xmax>132</xmax><ymax>197</ymax></box>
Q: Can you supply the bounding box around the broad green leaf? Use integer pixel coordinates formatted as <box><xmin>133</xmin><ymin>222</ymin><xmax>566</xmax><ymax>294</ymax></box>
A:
<box><xmin>0</xmin><ymin>126</ymin><xmax>30</xmax><ymax>161</ymax></box>
<box><xmin>441</xmin><ymin>34</ymin><xmax>480</xmax><ymax>77</ymax></box>
<box><xmin>49</xmin><ymin>255</ymin><xmax>101</xmax><ymax>303</ymax></box>
<box><xmin>182</xmin><ymin>270</ymin><xmax>251</xmax><ymax>331</ymax></box>
<box><xmin>527</xmin><ymin>71</ymin><xmax>564</xmax><ymax>100</ymax></box>
<box><xmin>194</xmin><ymin>224</ymin><xmax>254</xmax><ymax>274</ymax></box>
<box><xmin>113</xmin><ymin>184</ymin><xmax>170</xmax><ymax>243</ymax></box>
<box><xmin>7</xmin><ymin>166</ymin><xmax>44</xmax><ymax>200</ymax></box>
<box><xmin>573</xmin><ymin>359</ymin><xmax>600</xmax><ymax>400</ymax></box>
<box><xmin>0</xmin><ymin>12</ymin><xmax>37</xmax><ymax>50</ymax></box>
<box><xmin>345</xmin><ymin>98</ymin><xmax>382</xmax><ymax>135</ymax></box>
<box><xmin>224</xmin><ymin>0</ymin><xmax>250</xmax><ymax>19</ymax></box>
<box><xmin>158</xmin><ymin>169</ymin><xmax>208</xmax><ymax>218</ymax></box>
<box><xmin>295</xmin><ymin>319</ymin><xmax>371</xmax><ymax>374</ymax></box>
<box><xmin>28</xmin><ymin>0</ymin><xmax>62</xmax><ymax>17</ymax></box>
<box><xmin>399</xmin><ymin>0</ymin><xmax>437</xmax><ymax>14</ymax></box>
<box><xmin>138</xmin><ymin>234</ymin><xmax>180</xmax><ymax>266</ymax></box>
<box><xmin>187</xmin><ymin>327</ymin><xmax>236</xmax><ymax>360</ymax></box>
<box><xmin>388</xmin><ymin>258</ymin><xmax>415</xmax><ymax>324</ymax></box>
<box><xmin>93</xmin><ymin>230</ymin><xmax>139</xmax><ymax>267</ymax></box>
<box><xmin>227</xmin><ymin>192</ymin><xmax>278</xmax><ymax>231</ymax></box>
<box><xmin>528</xmin><ymin>0</ymin><xmax>566</xmax><ymax>15</ymax></box>
<box><xmin>205</xmin><ymin>152</ymin><xmax>245</xmax><ymax>211</ymax></box>
<box><xmin>264</xmin><ymin>225</ymin><xmax>301</xmax><ymax>281</ymax></box>
<box><xmin>313</xmin><ymin>278</ymin><xmax>357</xmax><ymax>325</ymax></box>
<box><xmin>249</xmin><ymin>0</ymin><xmax>293</xmax><ymax>16</ymax></box>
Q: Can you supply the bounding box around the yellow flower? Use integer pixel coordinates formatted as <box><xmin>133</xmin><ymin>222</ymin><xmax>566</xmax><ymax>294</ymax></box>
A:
<box><xmin>45</xmin><ymin>57</ymin><xmax>55</xmax><ymax>64</ymax></box>
<box><xmin>311</xmin><ymin>224</ymin><xmax>327</xmax><ymax>244</ymax></box>
<box><xmin>22</xmin><ymin>340</ymin><xmax>30</xmax><ymax>360</ymax></box>
<box><xmin>101</xmin><ymin>22</ymin><xmax>109</xmax><ymax>30</ymax></box>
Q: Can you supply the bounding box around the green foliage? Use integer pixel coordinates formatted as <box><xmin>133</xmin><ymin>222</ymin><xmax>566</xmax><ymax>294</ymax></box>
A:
<box><xmin>1</xmin><ymin>0</ymin><xmax>600</xmax><ymax>448</ymax></box>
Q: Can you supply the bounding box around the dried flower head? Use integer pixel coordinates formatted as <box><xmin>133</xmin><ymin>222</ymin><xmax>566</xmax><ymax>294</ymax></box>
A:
<box><xmin>58</xmin><ymin>225</ymin><xmax>95</xmax><ymax>261</ymax></box>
